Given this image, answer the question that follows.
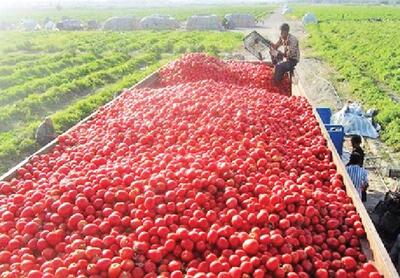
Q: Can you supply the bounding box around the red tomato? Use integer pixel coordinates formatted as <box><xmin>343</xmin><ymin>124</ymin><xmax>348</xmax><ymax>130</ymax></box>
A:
<box><xmin>57</xmin><ymin>203</ymin><xmax>73</xmax><ymax>218</ymax></box>
<box><xmin>266</xmin><ymin>257</ymin><xmax>280</xmax><ymax>271</ymax></box>
<box><xmin>315</xmin><ymin>269</ymin><xmax>329</xmax><ymax>278</ymax></box>
<box><xmin>342</xmin><ymin>256</ymin><xmax>357</xmax><ymax>271</ymax></box>
<box><xmin>108</xmin><ymin>263</ymin><xmax>122</xmax><ymax>278</ymax></box>
<box><xmin>147</xmin><ymin>249</ymin><xmax>162</xmax><ymax>263</ymax></box>
<box><xmin>242</xmin><ymin>239</ymin><xmax>259</xmax><ymax>255</ymax></box>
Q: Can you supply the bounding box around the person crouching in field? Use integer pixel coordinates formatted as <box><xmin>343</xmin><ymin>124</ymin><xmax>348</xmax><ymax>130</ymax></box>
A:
<box><xmin>346</xmin><ymin>152</ymin><xmax>369</xmax><ymax>202</ymax></box>
<box><xmin>35</xmin><ymin>117</ymin><xmax>57</xmax><ymax>146</ymax></box>
<box><xmin>271</xmin><ymin>23</ymin><xmax>300</xmax><ymax>85</ymax></box>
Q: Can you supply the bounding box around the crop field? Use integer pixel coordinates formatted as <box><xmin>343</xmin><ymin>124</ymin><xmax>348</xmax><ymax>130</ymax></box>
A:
<box><xmin>0</xmin><ymin>4</ymin><xmax>273</xmax><ymax>24</ymax></box>
<box><xmin>0</xmin><ymin>30</ymin><xmax>246</xmax><ymax>174</ymax></box>
<box><xmin>293</xmin><ymin>5</ymin><xmax>400</xmax><ymax>21</ymax></box>
<box><xmin>291</xmin><ymin>5</ymin><xmax>400</xmax><ymax>150</ymax></box>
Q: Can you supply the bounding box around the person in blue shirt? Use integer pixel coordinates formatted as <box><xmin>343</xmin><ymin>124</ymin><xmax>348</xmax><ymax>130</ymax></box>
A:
<box><xmin>349</xmin><ymin>135</ymin><xmax>367</xmax><ymax>201</ymax></box>
<box><xmin>346</xmin><ymin>152</ymin><xmax>368</xmax><ymax>202</ymax></box>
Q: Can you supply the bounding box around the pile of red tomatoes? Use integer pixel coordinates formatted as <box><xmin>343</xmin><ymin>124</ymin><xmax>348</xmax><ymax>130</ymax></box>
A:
<box><xmin>159</xmin><ymin>53</ymin><xmax>290</xmax><ymax>96</ymax></box>
<box><xmin>0</xmin><ymin>54</ymin><xmax>381</xmax><ymax>278</ymax></box>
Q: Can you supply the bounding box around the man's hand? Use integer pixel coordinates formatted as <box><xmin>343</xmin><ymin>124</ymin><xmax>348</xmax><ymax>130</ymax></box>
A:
<box><xmin>270</xmin><ymin>43</ymin><xmax>278</xmax><ymax>49</ymax></box>
<box><xmin>272</xmin><ymin>38</ymin><xmax>283</xmax><ymax>50</ymax></box>
<box><xmin>269</xmin><ymin>47</ymin><xmax>278</xmax><ymax>57</ymax></box>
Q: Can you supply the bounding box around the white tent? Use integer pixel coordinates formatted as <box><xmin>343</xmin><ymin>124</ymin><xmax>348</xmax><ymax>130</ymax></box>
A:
<box><xmin>57</xmin><ymin>19</ymin><xmax>83</xmax><ymax>30</ymax></box>
<box><xmin>44</xmin><ymin>21</ymin><xmax>56</xmax><ymax>31</ymax></box>
<box><xmin>282</xmin><ymin>7</ymin><xmax>293</xmax><ymax>15</ymax></box>
<box><xmin>140</xmin><ymin>15</ymin><xmax>180</xmax><ymax>30</ymax></box>
<box><xmin>302</xmin><ymin>13</ymin><xmax>318</xmax><ymax>25</ymax></box>
<box><xmin>224</xmin><ymin>14</ymin><xmax>256</xmax><ymax>29</ymax></box>
<box><xmin>186</xmin><ymin>15</ymin><xmax>222</xmax><ymax>31</ymax></box>
<box><xmin>87</xmin><ymin>20</ymin><xmax>101</xmax><ymax>30</ymax></box>
<box><xmin>0</xmin><ymin>22</ymin><xmax>8</xmax><ymax>30</ymax></box>
<box><xmin>21</xmin><ymin>19</ymin><xmax>39</xmax><ymax>31</ymax></box>
<box><xmin>103</xmin><ymin>17</ymin><xmax>140</xmax><ymax>31</ymax></box>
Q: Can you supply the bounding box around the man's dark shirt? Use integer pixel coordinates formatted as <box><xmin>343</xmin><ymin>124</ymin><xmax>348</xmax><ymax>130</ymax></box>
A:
<box><xmin>353</xmin><ymin>146</ymin><xmax>365</xmax><ymax>167</ymax></box>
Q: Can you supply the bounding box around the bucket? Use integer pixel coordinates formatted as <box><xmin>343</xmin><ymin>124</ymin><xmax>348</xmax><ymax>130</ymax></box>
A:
<box><xmin>326</xmin><ymin>124</ymin><xmax>344</xmax><ymax>157</ymax></box>
<box><xmin>316</xmin><ymin>107</ymin><xmax>331</xmax><ymax>125</ymax></box>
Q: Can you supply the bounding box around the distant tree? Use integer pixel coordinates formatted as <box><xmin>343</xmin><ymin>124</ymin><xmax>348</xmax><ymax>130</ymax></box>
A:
<box><xmin>56</xmin><ymin>3</ymin><xmax>62</xmax><ymax>11</ymax></box>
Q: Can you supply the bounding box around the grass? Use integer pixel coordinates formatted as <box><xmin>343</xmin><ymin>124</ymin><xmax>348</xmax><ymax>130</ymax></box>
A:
<box><xmin>290</xmin><ymin>5</ymin><xmax>400</xmax><ymax>150</ymax></box>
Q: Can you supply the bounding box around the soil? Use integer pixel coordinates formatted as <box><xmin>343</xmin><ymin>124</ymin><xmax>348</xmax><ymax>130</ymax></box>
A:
<box><xmin>227</xmin><ymin>7</ymin><xmax>400</xmax><ymax>212</ymax></box>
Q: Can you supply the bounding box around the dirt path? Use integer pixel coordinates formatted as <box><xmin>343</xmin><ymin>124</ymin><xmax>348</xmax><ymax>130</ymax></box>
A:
<box><xmin>229</xmin><ymin>7</ymin><xmax>395</xmax><ymax>211</ymax></box>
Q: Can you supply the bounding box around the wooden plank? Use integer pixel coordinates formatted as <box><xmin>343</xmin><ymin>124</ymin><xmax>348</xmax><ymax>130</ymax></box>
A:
<box><xmin>0</xmin><ymin>70</ymin><xmax>161</xmax><ymax>182</ymax></box>
<box><xmin>293</xmin><ymin>76</ymin><xmax>398</xmax><ymax>277</ymax></box>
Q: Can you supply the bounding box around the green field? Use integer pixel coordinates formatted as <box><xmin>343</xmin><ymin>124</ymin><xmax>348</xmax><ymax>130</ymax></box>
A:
<box><xmin>0</xmin><ymin>4</ymin><xmax>273</xmax><ymax>24</ymax></box>
<box><xmin>0</xmin><ymin>30</ymin><xmax>246</xmax><ymax>175</ymax></box>
<box><xmin>292</xmin><ymin>5</ymin><xmax>400</xmax><ymax>21</ymax></box>
<box><xmin>291</xmin><ymin>5</ymin><xmax>400</xmax><ymax>150</ymax></box>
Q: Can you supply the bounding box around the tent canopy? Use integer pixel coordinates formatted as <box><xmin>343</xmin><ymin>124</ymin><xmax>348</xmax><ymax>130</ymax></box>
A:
<box><xmin>103</xmin><ymin>16</ymin><xmax>140</xmax><ymax>31</ymax></box>
<box><xmin>302</xmin><ymin>13</ymin><xmax>318</xmax><ymax>25</ymax></box>
<box><xmin>186</xmin><ymin>15</ymin><xmax>222</xmax><ymax>31</ymax></box>
<box><xmin>224</xmin><ymin>14</ymin><xmax>256</xmax><ymax>28</ymax></box>
<box><xmin>140</xmin><ymin>15</ymin><xmax>180</xmax><ymax>30</ymax></box>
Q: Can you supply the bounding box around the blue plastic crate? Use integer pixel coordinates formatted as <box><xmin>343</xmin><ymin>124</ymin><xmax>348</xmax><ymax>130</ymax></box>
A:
<box><xmin>326</xmin><ymin>124</ymin><xmax>344</xmax><ymax>157</ymax></box>
<box><xmin>316</xmin><ymin>107</ymin><xmax>331</xmax><ymax>125</ymax></box>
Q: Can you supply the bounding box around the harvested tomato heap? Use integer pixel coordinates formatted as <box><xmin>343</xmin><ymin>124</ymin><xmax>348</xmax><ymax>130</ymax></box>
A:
<box><xmin>159</xmin><ymin>53</ymin><xmax>290</xmax><ymax>96</ymax></box>
<box><xmin>0</xmin><ymin>54</ymin><xmax>380</xmax><ymax>278</ymax></box>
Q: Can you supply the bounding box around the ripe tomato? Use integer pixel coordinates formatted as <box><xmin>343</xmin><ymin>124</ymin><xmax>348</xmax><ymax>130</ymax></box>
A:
<box><xmin>108</xmin><ymin>263</ymin><xmax>122</xmax><ymax>278</ymax></box>
<box><xmin>266</xmin><ymin>257</ymin><xmax>280</xmax><ymax>271</ymax></box>
<box><xmin>342</xmin><ymin>256</ymin><xmax>357</xmax><ymax>271</ymax></box>
<box><xmin>315</xmin><ymin>269</ymin><xmax>329</xmax><ymax>278</ymax></box>
<box><xmin>242</xmin><ymin>239</ymin><xmax>259</xmax><ymax>255</ymax></box>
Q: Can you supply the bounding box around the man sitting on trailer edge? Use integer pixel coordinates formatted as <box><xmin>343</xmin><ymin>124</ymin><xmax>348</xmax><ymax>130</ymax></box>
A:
<box><xmin>271</xmin><ymin>23</ymin><xmax>300</xmax><ymax>85</ymax></box>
